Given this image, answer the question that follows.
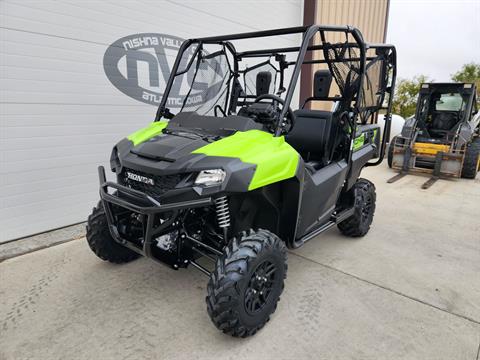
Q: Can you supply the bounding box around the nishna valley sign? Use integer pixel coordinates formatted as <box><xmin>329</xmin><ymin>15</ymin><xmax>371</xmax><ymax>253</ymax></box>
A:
<box><xmin>103</xmin><ymin>33</ymin><xmax>223</xmax><ymax>107</ymax></box>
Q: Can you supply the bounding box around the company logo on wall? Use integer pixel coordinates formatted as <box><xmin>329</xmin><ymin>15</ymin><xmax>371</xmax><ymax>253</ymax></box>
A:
<box><xmin>103</xmin><ymin>33</ymin><xmax>223</xmax><ymax>107</ymax></box>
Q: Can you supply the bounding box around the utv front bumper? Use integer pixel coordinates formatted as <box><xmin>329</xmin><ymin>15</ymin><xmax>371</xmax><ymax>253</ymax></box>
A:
<box><xmin>98</xmin><ymin>166</ymin><xmax>214</xmax><ymax>268</ymax></box>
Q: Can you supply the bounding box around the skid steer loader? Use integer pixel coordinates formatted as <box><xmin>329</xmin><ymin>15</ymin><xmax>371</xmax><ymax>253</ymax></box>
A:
<box><xmin>387</xmin><ymin>83</ymin><xmax>480</xmax><ymax>188</ymax></box>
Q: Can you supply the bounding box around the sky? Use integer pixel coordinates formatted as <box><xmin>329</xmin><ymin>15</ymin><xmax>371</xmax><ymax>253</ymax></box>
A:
<box><xmin>386</xmin><ymin>0</ymin><xmax>480</xmax><ymax>82</ymax></box>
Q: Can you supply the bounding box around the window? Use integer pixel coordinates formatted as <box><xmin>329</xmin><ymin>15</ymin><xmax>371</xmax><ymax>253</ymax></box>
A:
<box><xmin>435</xmin><ymin>93</ymin><xmax>464</xmax><ymax>111</ymax></box>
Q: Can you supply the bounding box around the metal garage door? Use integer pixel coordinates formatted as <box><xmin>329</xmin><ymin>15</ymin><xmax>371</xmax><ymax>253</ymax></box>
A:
<box><xmin>0</xmin><ymin>0</ymin><xmax>302</xmax><ymax>242</ymax></box>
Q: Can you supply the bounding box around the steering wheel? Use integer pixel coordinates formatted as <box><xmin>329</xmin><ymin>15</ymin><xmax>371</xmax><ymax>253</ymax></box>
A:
<box><xmin>254</xmin><ymin>94</ymin><xmax>295</xmax><ymax>133</ymax></box>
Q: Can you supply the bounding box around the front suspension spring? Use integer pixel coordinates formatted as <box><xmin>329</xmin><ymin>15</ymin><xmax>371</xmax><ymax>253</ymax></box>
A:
<box><xmin>214</xmin><ymin>196</ymin><xmax>230</xmax><ymax>228</ymax></box>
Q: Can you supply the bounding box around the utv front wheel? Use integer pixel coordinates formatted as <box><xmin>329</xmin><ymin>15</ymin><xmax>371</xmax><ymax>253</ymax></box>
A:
<box><xmin>338</xmin><ymin>178</ymin><xmax>376</xmax><ymax>237</ymax></box>
<box><xmin>206</xmin><ymin>229</ymin><xmax>287</xmax><ymax>337</ymax></box>
<box><xmin>86</xmin><ymin>201</ymin><xmax>140</xmax><ymax>263</ymax></box>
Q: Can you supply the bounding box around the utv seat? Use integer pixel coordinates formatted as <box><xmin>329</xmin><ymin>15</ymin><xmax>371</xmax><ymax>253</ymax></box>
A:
<box><xmin>286</xmin><ymin>69</ymin><xmax>335</xmax><ymax>170</ymax></box>
<box><xmin>286</xmin><ymin>109</ymin><xmax>333</xmax><ymax>169</ymax></box>
<box><xmin>302</xmin><ymin>69</ymin><xmax>334</xmax><ymax>108</ymax></box>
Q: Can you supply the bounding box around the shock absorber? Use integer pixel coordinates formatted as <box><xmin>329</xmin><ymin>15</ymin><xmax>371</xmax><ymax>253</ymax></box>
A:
<box><xmin>214</xmin><ymin>196</ymin><xmax>230</xmax><ymax>240</ymax></box>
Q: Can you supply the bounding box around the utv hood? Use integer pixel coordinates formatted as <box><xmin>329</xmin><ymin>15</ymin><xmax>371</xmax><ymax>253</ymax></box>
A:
<box><xmin>113</xmin><ymin>121</ymin><xmax>300</xmax><ymax>192</ymax></box>
<box><xmin>132</xmin><ymin>132</ymin><xmax>207</xmax><ymax>162</ymax></box>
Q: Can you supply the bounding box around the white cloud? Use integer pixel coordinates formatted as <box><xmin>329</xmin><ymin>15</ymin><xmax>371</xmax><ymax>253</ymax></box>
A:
<box><xmin>387</xmin><ymin>0</ymin><xmax>480</xmax><ymax>81</ymax></box>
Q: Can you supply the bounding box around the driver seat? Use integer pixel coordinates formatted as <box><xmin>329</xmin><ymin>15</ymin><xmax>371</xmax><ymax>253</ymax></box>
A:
<box><xmin>286</xmin><ymin>70</ymin><xmax>334</xmax><ymax>169</ymax></box>
<box><xmin>429</xmin><ymin>112</ymin><xmax>459</xmax><ymax>137</ymax></box>
<box><xmin>286</xmin><ymin>110</ymin><xmax>332</xmax><ymax>168</ymax></box>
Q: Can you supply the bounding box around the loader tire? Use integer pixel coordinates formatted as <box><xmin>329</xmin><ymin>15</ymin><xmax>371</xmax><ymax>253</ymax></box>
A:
<box><xmin>461</xmin><ymin>138</ymin><xmax>480</xmax><ymax>179</ymax></box>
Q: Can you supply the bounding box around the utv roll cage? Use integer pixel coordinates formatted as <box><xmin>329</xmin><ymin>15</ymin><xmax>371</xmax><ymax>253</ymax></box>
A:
<box><xmin>154</xmin><ymin>25</ymin><xmax>397</xmax><ymax>165</ymax></box>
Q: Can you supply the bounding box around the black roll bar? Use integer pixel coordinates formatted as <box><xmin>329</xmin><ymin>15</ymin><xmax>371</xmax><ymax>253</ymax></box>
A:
<box><xmin>155</xmin><ymin>25</ymin><xmax>367</xmax><ymax>134</ymax></box>
<box><xmin>365</xmin><ymin>44</ymin><xmax>397</xmax><ymax>166</ymax></box>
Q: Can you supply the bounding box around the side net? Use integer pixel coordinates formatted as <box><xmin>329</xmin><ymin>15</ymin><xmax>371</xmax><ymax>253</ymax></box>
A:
<box><xmin>323</xmin><ymin>41</ymin><xmax>389</xmax><ymax>124</ymax></box>
<box><xmin>359</xmin><ymin>56</ymin><xmax>389</xmax><ymax>123</ymax></box>
<box><xmin>323</xmin><ymin>42</ymin><xmax>361</xmax><ymax>103</ymax></box>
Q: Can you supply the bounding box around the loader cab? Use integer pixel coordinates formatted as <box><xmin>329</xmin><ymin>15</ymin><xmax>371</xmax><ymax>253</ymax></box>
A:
<box><xmin>415</xmin><ymin>83</ymin><xmax>476</xmax><ymax>141</ymax></box>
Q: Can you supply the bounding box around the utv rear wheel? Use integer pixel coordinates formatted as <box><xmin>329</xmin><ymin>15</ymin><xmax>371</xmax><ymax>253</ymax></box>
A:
<box><xmin>86</xmin><ymin>201</ymin><xmax>140</xmax><ymax>263</ymax></box>
<box><xmin>338</xmin><ymin>178</ymin><xmax>376</xmax><ymax>237</ymax></box>
<box><xmin>461</xmin><ymin>138</ymin><xmax>480</xmax><ymax>179</ymax></box>
<box><xmin>206</xmin><ymin>229</ymin><xmax>287</xmax><ymax>337</ymax></box>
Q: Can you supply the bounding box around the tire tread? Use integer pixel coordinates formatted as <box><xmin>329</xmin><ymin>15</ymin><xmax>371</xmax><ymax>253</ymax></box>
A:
<box><xmin>86</xmin><ymin>201</ymin><xmax>140</xmax><ymax>264</ymax></box>
<box><xmin>206</xmin><ymin>229</ymin><xmax>287</xmax><ymax>338</ymax></box>
<box><xmin>461</xmin><ymin>137</ymin><xmax>480</xmax><ymax>179</ymax></box>
<box><xmin>338</xmin><ymin>178</ymin><xmax>376</xmax><ymax>237</ymax></box>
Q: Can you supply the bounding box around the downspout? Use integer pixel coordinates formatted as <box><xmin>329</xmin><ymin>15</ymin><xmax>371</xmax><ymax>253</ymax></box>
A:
<box><xmin>383</xmin><ymin>0</ymin><xmax>391</xmax><ymax>43</ymax></box>
<box><xmin>299</xmin><ymin>0</ymin><xmax>318</xmax><ymax>109</ymax></box>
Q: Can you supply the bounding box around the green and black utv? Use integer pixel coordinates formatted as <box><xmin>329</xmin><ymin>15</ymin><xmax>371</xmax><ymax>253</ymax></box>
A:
<box><xmin>388</xmin><ymin>83</ymin><xmax>480</xmax><ymax>188</ymax></box>
<box><xmin>87</xmin><ymin>26</ymin><xmax>396</xmax><ymax>337</ymax></box>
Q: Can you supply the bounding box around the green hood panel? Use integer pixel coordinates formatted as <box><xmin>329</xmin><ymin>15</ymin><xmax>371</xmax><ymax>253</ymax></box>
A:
<box><xmin>192</xmin><ymin>130</ymin><xmax>299</xmax><ymax>190</ymax></box>
<box><xmin>127</xmin><ymin>121</ymin><xmax>168</xmax><ymax>146</ymax></box>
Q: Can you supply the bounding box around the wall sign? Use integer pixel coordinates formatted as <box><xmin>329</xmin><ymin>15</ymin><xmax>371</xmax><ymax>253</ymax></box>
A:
<box><xmin>104</xmin><ymin>33</ymin><xmax>224</xmax><ymax>107</ymax></box>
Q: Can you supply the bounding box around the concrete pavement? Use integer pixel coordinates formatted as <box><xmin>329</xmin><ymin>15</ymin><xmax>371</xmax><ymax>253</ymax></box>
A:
<box><xmin>1</xmin><ymin>164</ymin><xmax>479</xmax><ymax>360</ymax></box>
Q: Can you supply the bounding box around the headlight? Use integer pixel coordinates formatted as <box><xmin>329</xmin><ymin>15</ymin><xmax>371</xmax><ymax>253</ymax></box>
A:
<box><xmin>194</xmin><ymin>169</ymin><xmax>226</xmax><ymax>186</ymax></box>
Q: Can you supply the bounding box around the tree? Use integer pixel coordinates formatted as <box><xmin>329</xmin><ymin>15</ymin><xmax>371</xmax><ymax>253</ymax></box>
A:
<box><xmin>392</xmin><ymin>75</ymin><xmax>430</xmax><ymax>118</ymax></box>
<box><xmin>451</xmin><ymin>63</ymin><xmax>480</xmax><ymax>102</ymax></box>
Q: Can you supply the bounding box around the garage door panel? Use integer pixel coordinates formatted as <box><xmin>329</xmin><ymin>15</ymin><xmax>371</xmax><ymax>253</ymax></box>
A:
<box><xmin>1</xmin><ymin>52</ymin><xmax>104</xmax><ymax>75</ymax></box>
<box><xmin>2</xmin><ymin>65</ymin><xmax>107</xmax><ymax>86</ymax></box>
<box><xmin>2</xmin><ymin>172</ymin><xmax>93</xmax><ymax>198</ymax></box>
<box><xmin>1</xmin><ymin>103</ymin><xmax>148</xmax><ymax>116</ymax></box>
<box><xmin>2</xmin><ymin>132</ymin><xmax>141</xmax><ymax>151</ymax></box>
<box><xmin>3</xmin><ymin>142</ymin><xmax>118</xmax><ymax>162</ymax></box>
<box><xmin>2</xmin><ymin>123</ymin><xmax>147</xmax><ymax>139</ymax></box>
<box><xmin>2</xmin><ymin>198</ymin><xmax>96</xmax><ymax>240</ymax></box>
<box><xmin>3</xmin><ymin>79</ymin><xmax>146</xmax><ymax>97</ymax></box>
<box><xmin>0</xmin><ymin>28</ymin><xmax>103</xmax><ymax>54</ymax></box>
<box><xmin>2</xmin><ymin>163</ymin><xmax>108</xmax><ymax>186</ymax></box>
<box><xmin>1</xmin><ymin>181</ymin><xmax>96</xmax><ymax>209</ymax></box>
<box><xmin>1</xmin><ymin>89</ymin><xmax>141</xmax><ymax>105</ymax></box>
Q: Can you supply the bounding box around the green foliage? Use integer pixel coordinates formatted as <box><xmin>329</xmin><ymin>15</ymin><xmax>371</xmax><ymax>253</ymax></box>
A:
<box><xmin>392</xmin><ymin>75</ymin><xmax>430</xmax><ymax>118</ymax></box>
<box><xmin>451</xmin><ymin>63</ymin><xmax>480</xmax><ymax>101</ymax></box>
<box><xmin>451</xmin><ymin>63</ymin><xmax>480</xmax><ymax>84</ymax></box>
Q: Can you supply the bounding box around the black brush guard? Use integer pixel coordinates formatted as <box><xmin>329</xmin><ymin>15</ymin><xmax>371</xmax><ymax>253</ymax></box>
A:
<box><xmin>98</xmin><ymin>166</ymin><xmax>214</xmax><ymax>268</ymax></box>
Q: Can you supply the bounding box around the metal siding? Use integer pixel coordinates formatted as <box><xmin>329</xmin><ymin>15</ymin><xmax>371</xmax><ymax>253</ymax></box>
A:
<box><xmin>0</xmin><ymin>0</ymin><xmax>303</xmax><ymax>242</ymax></box>
<box><xmin>309</xmin><ymin>0</ymin><xmax>388</xmax><ymax>110</ymax></box>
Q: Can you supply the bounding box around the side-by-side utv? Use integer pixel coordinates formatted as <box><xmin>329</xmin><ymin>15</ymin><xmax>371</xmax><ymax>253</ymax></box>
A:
<box><xmin>388</xmin><ymin>83</ymin><xmax>480</xmax><ymax>188</ymax></box>
<box><xmin>87</xmin><ymin>26</ymin><xmax>396</xmax><ymax>337</ymax></box>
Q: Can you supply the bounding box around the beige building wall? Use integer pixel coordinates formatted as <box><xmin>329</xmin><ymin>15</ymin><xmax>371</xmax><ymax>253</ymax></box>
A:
<box><xmin>303</xmin><ymin>0</ymin><xmax>389</xmax><ymax>109</ymax></box>
<box><xmin>316</xmin><ymin>0</ymin><xmax>388</xmax><ymax>43</ymax></box>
